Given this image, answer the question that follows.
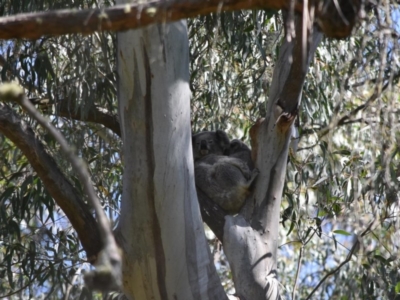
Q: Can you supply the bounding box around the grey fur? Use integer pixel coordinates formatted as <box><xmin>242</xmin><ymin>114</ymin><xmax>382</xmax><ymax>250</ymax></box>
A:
<box><xmin>194</xmin><ymin>154</ymin><xmax>259</xmax><ymax>213</ymax></box>
<box><xmin>192</xmin><ymin>130</ymin><xmax>230</xmax><ymax>161</ymax></box>
<box><xmin>226</xmin><ymin>139</ymin><xmax>254</xmax><ymax>171</ymax></box>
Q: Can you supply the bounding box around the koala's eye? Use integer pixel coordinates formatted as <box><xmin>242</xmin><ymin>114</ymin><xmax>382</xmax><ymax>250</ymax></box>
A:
<box><xmin>208</xmin><ymin>140</ymin><xmax>214</xmax><ymax>144</ymax></box>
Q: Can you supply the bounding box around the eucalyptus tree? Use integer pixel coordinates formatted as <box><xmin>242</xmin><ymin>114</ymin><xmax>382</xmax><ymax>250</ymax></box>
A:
<box><xmin>0</xmin><ymin>0</ymin><xmax>399</xmax><ymax>300</ymax></box>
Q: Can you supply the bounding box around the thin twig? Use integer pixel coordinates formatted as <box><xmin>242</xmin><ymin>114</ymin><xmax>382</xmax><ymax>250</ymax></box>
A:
<box><xmin>305</xmin><ymin>220</ymin><xmax>375</xmax><ymax>300</ymax></box>
<box><xmin>312</xmin><ymin>69</ymin><xmax>400</xmax><ymax>140</ymax></box>
<box><xmin>0</xmin><ymin>263</ymin><xmax>55</xmax><ymax>298</ymax></box>
<box><xmin>21</xmin><ymin>92</ymin><xmax>112</xmax><ymax>246</ymax></box>
<box><xmin>292</xmin><ymin>244</ymin><xmax>304</xmax><ymax>300</ymax></box>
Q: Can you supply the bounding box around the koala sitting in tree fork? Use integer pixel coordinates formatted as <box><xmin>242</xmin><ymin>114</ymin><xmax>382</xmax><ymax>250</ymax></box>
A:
<box><xmin>192</xmin><ymin>130</ymin><xmax>258</xmax><ymax>213</ymax></box>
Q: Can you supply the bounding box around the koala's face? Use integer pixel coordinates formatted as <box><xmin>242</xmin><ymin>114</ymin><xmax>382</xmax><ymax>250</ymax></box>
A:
<box><xmin>192</xmin><ymin>130</ymin><xmax>230</xmax><ymax>160</ymax></box>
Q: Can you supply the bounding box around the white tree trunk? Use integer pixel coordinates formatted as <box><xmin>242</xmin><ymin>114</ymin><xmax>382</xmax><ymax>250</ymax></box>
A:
<box><xmin>115</xmin><ymin>11</ymin><xmax>227</xmax><ymax>300</ymax></box>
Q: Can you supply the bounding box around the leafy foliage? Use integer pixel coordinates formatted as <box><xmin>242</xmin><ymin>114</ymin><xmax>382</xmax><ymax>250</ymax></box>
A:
<box><xmin>0</xmin><ymin>1</ymin><xmax>121</xmax><ymax>298</ymax></box>
<box><xmin>1</xmin><ymin>0</ymin><xmax>400</xmax><ymax>299</ymax></box>
<box><xmin>189</xmin><ymin>10</ymin><xmax>281</xmax><ymax>139</ymax></box>
<box><xmin>280</xmin><ymin>6</ymin><xmax>400</xmax><ymax>299</ymax></box>
<box><xmin>189</xmin><ymin>3</ymin><xmax>400</xmax><ymax>300</ymax></box>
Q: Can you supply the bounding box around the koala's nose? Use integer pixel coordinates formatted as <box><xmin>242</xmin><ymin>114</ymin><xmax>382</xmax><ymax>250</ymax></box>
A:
<box><xmin>200</xmin><ymin>140</ymin><xmax>208</xmax><ymax>149</ymax></box>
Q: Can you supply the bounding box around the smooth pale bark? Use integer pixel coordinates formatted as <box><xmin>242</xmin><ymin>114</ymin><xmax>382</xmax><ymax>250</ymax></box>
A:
<box><xmin>223</xmin><ymin>22</ymin><xmax>323</xmax><ymax>299</ymax></box>
<box><xmin>115</xmin><ymin>13</ymin><xmax>227</xmax><ymax>300</ymax></box>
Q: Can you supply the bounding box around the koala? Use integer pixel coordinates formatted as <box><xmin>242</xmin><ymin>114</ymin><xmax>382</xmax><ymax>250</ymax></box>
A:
<box><xmin>194</xmin><ymin>154</ymin><xmax>259</xmax><ymax>213</ymax></box>
<box><xmin>226</xmin><ymin>139</ymin><xmax>255</xmax><ymax>171</ymax></box>
<box><xmin>192</xmin><ymin>130</ymin><xmax>230</xmax><ymax>161</ymax></box>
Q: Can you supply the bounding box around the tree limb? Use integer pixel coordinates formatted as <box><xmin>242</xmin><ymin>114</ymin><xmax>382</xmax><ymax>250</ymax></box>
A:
<box><xmin>254</xmin><ymin>17</ymin><xmax>322</xmax><ymax>233</ymax></box>
<box><xmin>30</xmin><ymin>97</ymin><xmax>121</xmax><ymax>137</ymax></box>
<box><xmin>0</xmin><ymin>0</ymin><xmax>362</xmax><ymax>40</ymax></box>
<box><xmin>0</xmin><ymin>103</ymin><xmax>102</xmax><ymax>261</ymax></box>
<box><xmin>223</xmin><ymin>13</ymin><xmax>323</xmax><ymax>300</ymax></box>
<box><xmin>278</xmin><ymin>8</ymin><xmax>322</xmax><ymax>117</ymax></box>
<box><xmin>0</xmin><ymin>83</ymin><xmax>122</xmax><ymax>291</ymax></box>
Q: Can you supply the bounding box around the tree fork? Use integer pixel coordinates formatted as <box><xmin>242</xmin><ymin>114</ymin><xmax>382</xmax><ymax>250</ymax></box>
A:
<box><xmin>223</xmin><ymin>15</ymin><xmax>323</xmax><ymax>300</ymax></box>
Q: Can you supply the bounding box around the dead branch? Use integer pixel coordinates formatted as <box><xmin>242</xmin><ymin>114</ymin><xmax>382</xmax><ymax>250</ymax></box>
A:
<box><xmin>0</xmin><ymin>0</ymin><xmax>362</xmax><ymax>40</ymax></box>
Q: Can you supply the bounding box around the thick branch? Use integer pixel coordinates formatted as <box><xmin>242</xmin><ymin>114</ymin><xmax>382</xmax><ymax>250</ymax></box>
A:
<box><xmin>0</xmin><ymin>0</ymin><xmax>297</xmax><ymax>40</ymax></box>
<box><xmin>0</xmin><ymin>103</ymin><xmax>102</xmax><ymax>261</ymax></box>
<box><xmin>278</xmin><ymin>15</ymin><xmax>322</xmax><ymax>115</ymax></box>
<box><xmin>4</xmin><ymin>84</ymin><xmax>122</xmax><ymax>291</ymax></box>
<box><xmin>31</xmin><ymin>98</ymin><xmax>121</xmax><ymax>137</ymax></box>
<box><xmin>223</xmin><ymin>16</ymin><xmax>323</xmax><ymax>300</ymax></box>
<box><xmin>251</xmin><ymin>130</ymin><xmax>291</xmax><ymax>232</ymax></box>
<box><xmin>0</xmin><ymin>0</ymin><xmax>362</xmax><ymax>40</ymax></box>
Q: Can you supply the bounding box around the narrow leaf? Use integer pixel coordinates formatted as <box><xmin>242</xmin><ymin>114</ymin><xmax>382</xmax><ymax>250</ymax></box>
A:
<box><xmin>333</xmin><ymin>229</ymin><xmax>352</xmax><ymax>236</ymax></box>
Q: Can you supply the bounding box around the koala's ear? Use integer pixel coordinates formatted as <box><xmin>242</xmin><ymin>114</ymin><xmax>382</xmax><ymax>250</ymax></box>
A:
<box><xmin>230</xmin><ymin>139</ymin><xmax>241</xmax><ymax>150</ymax></box>
<box><xmin>216</xmin><ymin>130</ymin><xmax>230</xmax><ymax>149</ymax></box>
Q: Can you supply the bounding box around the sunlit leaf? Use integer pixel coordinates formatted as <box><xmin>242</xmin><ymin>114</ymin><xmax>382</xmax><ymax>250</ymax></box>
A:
<box><xmin>332</xmin><ymin>230</ymin><xmax>352</xmax><ymax>236</ymax></box>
